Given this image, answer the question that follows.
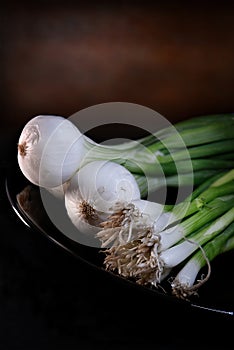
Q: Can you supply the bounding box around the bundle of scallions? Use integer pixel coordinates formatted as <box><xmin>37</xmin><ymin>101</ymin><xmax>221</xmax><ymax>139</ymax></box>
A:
<box><xmin>17</xmin><ymin>112</ymin><xmax>234</xmax><ymax>298</ymax></box>
<box><xmin>100</xmin><ymin>169</ymin><xmax>234</xmax><ymax>300</ymax></box>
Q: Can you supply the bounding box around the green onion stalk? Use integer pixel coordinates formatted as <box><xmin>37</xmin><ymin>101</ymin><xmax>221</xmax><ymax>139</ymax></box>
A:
<box><xmin>170</xmin><ymin>222</ymin><xmax>234</xmax><ymax>300</ymax></box>
<box><xmin>82</xmin><ymin>113</ymin><xmax>234</xmax><ymax>203</ymax></box>
<box><xmin>100</xmin><ymin>170</ymin><xmax>234</xmax><ymax>294</ymax></box>
<box><xmin>83</xmin><ymin>114</ymin><xmax>234</xmax><ymax>179</ymax></box>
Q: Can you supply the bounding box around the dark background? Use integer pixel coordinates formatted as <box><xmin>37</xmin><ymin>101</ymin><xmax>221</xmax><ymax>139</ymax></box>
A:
<box><xmin>2</xmin><ymin>1</ymin><xmax>234</xmax><ymax>134</ymax></box>
<box><xmin>1</xmin><ymin>1</ymin><xmax>234</xmax><ymax>349</ymax></box>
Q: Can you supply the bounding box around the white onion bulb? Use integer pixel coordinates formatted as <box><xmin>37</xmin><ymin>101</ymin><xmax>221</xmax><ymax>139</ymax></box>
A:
<box><xmin>64</xmin><ymin>160</ymin><xmax>141</xmax><ymax>236</ymax></box>
<box><xmin>17</xmin><ymin>115</ymin><xmax>85</xmax><ymax>188</ymax></box>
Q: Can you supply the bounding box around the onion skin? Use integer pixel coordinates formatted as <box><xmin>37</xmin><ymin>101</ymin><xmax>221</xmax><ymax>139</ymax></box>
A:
<box><xmin>17</xmin><ymin>115</ymin><xmax>85</xmax><ymax>188</ymax></box>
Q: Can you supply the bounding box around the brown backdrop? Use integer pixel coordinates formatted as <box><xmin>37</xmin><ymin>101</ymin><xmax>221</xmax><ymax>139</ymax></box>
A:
<box><xmin>2</xmin><ymin>1</ymin><xmax>234</xmax><ymax>133</ymax></box>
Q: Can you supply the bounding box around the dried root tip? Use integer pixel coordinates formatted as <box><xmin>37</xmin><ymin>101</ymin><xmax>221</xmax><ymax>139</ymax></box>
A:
<box><xmin>79</xmin><ymin>200</ymin><xmax>99</xmax><ymax>226</ymax></box>
<box><xmin>100</xmin><ymin>209</ymin><xmax>127</xmax><ymax>230</ymax></box>
<box><xmin>102</xmin><ymin>227</ymin><xmax>163</xmax><ymax>287</ymax></box>
<box><xmin>133</xmin><ymin>229</ymin><xmax>163</xmax><ymax>287</ymax></box>
<box><xmin>18</xmin><ymin>142</ymin><xmax>28</xmax><ymax>157</ymax></box>
<box><xmin>171</xmin><ymin>279</ymin><xmax>199</xmax><ymax>301</ymax></box>
<box><xmin>171</xmin><ymin>271</ymin><xmax>211</xmax><ymax>301</ymax></box>
<box><xmin>97</xmin><ymin>227</ymin><xmax>127</xmax><ymax>248</ymax></box>
<box><xmin>96</xmin><ymin>202</ymin><xmax>142</xmax><ymax>248</ymax></box>
<box><xmin>100</xmin><ymin>202</ymin><xmax>140</xmax><ymax>229</ymax></box>
<box><xmin>104</xmin><ymin>240</ymin><xmax>141</xmax><ymax>277</ymax></box>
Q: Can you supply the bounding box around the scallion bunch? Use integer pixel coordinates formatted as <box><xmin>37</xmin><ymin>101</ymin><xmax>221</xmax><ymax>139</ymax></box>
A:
<box><xmin>16</xmin><ymin>112</ymin><xmax>234</xmax><ymax>298</ymax></box>
<box><xmin>101</xmin><ymin>169</ymin><xmax>234</xmax><ymax>299</ymax></box>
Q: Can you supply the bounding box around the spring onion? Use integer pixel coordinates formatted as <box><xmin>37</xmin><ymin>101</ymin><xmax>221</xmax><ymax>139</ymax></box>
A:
<box><xmin>158</xmin><ymin>206</ymin><xmax>234</xmax><ymax>270</ymax></box>
<box><xmin>17</xmin><ymin>115</ymin><xmax>86</xmax><ymax>188</ymax></box>
<box><xmin>64</xmin><ymin>160</ymin><xmax>174</xmax><ymax>243</ymax></box>
<box><xmin>64</xmin><ymin>160</ymin><xmax>141</xmax><ymax>236</ymax></box>
<box><xmin>170</xmin><ymin>222</ymin><xmax>234</xmax><ymax>300</ymax></box>
<box><xmin>17</xmin><ymin>113</ymin><xmax>234</xmax><ymax>190</ymax></box>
